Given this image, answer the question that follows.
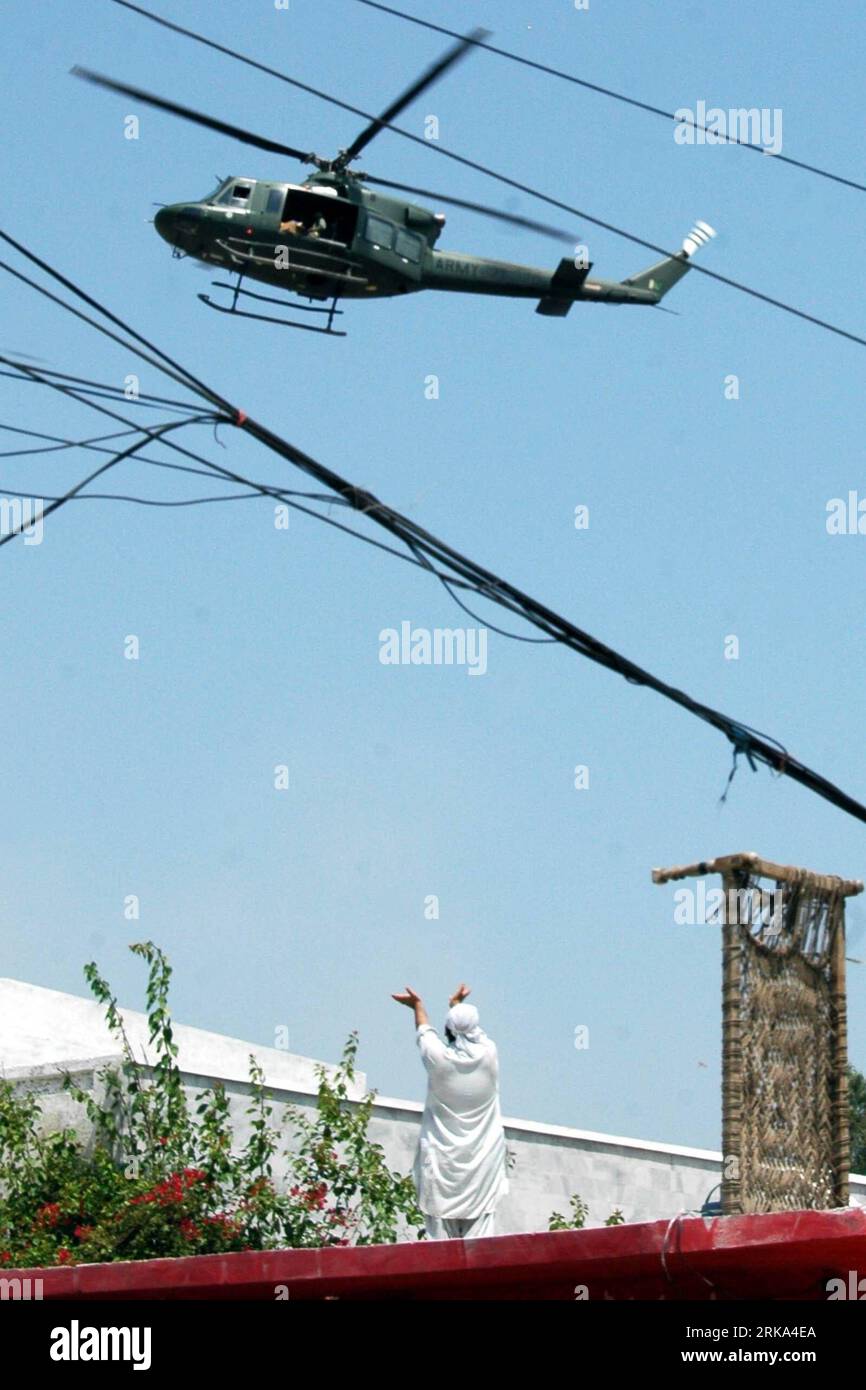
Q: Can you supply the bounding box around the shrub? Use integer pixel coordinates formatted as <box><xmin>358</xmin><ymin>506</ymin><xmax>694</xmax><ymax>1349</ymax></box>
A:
<box><xmin>548</xmin><ymin>1194</ymin><xmax>625</xmax><ymax>1230</ymax></box>
<box><xmin>0</xmin><ymin>942</ymin><xmax>423</xmax><ymax>1267</ymax></box>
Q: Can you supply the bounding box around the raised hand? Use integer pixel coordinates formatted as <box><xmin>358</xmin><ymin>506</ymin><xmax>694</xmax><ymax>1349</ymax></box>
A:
<box><xmin>392</xmin><ymin>985</ymin><xmax>422</xmax><ymax>1008</ymax></box>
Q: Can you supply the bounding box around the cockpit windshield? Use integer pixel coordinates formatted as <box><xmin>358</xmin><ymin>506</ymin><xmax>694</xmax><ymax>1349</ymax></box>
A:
<box><xmin>203</xmin><ymin>178</ymin><xmax>257</xmax><ymax>206</ymax></box>
<box><xmin>217</xmin><ymin>180</ymin><xmax>255</xmax><ymax>206</ymax></box>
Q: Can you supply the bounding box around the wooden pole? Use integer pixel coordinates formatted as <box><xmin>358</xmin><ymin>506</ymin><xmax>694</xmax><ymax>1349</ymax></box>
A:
<box><xmin>721</xmin><ymin>868</ymin><xmax>744</xmax><ymax>1215</ymax></box>
<box><xmin>831</xmin><ymin>895</ymin><xmax>850</xmax><ymax>1207</ymax></box>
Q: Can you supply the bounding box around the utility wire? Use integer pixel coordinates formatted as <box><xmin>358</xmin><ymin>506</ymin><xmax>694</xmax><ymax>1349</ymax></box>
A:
<box><xmin>5</xmin><ymin>232</ymin><xmax>864</xmax><ymax>824</ymax></box>
<box><xmin>354</xmin><ymin>0</ymin><xmax>866</xmax><ymax>196</ymax></box>
<box><xmin>0</xmin><ymin>231</ymin><xmax>229</xmax><ymax>413</ymax></box>
<box><xmin>0</xmin><ymin>413</ymin><xmax>214</xmax><ymax>545</ymax></box>
<box><xmin>0</xmin><ymin>255</ymin><xmax>220</xmax><ymax>412</ymax></box>
<box><xmin>235</xmin><ymin>411</ymin><xmax>866</xmax><ymax>823</ymax></box>
<box><xmin>0</xmin><ymin>421</ymin><xmax>325</xmax><ymax>497</ymax></box>
<box><xmin>0</xmin><ymin>387</ymin><xmax>475</xmax><ymax>579</ymax></box>
<box><xmin>0</xmin><ymin>422</ymin><xmax>142</xmax><ymax>459</ymax></box>
<box><xmin>0</xmin><ymin>398</ymin><xmax>472</xmax><ymax>578</ymax></box>
<box><xmin>0</xmin><ymin>318</ymin><xmax>446</xmax><ymax>577</ymax></box>
<box><xmin>0</xmin><ymin>363</ymin><xmax>208</xmax><ymax>415</ymax></box>
<box><xmin>106</xmin><ymin>0</ymin><xmax>866</xmax><ymax>351</ymax></box>
<box><xmin>3</xmin><ymin>363</ymin><xmax>207</xmax><ymax>412</ymax></box>
<box><xmin>0</xmin><ymin>485</ymin><xmax>265</xmax><ymax>507</ymax></box>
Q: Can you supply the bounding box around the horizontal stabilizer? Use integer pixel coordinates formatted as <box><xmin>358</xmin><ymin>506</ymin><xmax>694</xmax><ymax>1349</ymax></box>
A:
<box><xmin>536</xmin><ymin>257</ymin><xmax>592</xmax><ymax>316</ymax></box>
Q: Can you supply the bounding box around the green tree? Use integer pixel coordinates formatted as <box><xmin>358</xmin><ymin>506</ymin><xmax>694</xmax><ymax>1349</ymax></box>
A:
<box><xmin>849</xmin><ymin>1066</ymin><xmax>866</xmax><ymax>1176</ymax></box>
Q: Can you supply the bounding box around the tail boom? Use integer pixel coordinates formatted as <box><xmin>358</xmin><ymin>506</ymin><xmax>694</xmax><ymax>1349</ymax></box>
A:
<box><xmin>620</xmin><ymin>220</ymin><xmax>716</xmax><ymax>304</ymax></box>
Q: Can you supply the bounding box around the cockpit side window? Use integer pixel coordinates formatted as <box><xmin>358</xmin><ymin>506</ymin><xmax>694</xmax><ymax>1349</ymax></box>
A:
<box><xmin>217</xmin><ymin>182</ymin><xmax>254</xmax><ymax>206</ymax></box>
<box><xmin>395</xmin><ymin>229</ymin><xmax>422</xmax><ymax>263</ymax></box>
<box><xmin>365</xmin><ymin>214</ymin><xmax>395</xmax><ymax>250</ymax></box>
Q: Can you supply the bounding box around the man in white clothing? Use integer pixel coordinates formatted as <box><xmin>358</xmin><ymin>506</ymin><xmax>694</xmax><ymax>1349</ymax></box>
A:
<box><xmin>392</xmin><ymin>982</ymin><xmax>509</xmax><ymax>1240</ymax></box>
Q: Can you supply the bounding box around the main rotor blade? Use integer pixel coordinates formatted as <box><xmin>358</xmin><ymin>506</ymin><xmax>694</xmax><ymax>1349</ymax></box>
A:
<box><xmin>71</xmin><ymin>67</ymin><xmax>315</xmax><ymax>163</ymax></box>
<box><xmin>340</xmin><ymin>28</ymin><xmax>488</xmax><ymax>165</ymax></box>
<box><xmin>363</xmin><ymin>176</ymin><xmax>575</xmax><ymax>243</ymax></box>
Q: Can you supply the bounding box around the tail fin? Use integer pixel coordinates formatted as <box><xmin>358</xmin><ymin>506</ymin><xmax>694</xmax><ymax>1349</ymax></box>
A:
<box><xmin>622</xmin><ymin>221</ymin><xmax>716</xmax><ymax>301</ymax></box>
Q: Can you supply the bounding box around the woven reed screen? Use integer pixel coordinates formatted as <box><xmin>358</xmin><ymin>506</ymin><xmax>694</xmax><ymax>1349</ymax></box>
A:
<box><xmin>652</xmin><ymin>853</ymin><xmax>862</xmax><ymax>1217</ymax></box>
<box><xmin>720</xmin><ymin>866</ymin><xmax>849</xmax><ymax>1214</ymax></box>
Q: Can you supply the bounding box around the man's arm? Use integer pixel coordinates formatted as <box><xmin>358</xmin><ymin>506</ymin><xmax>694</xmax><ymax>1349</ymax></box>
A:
<box><xmin>449</xmin><ymin>982</ymin><xmax>471</xmax><ymax>1008</ymax></box>
<box><xmin>392</xmin><ymin>985</ymin><xmax>429</xmax><ymax>1029</ymax></box>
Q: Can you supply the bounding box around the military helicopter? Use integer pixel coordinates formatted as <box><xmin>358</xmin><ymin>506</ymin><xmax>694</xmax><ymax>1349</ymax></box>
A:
<box><xmin>73</xmin><ymin>31</ymin><xmax>715</xmax><ymax>337</ymax></box>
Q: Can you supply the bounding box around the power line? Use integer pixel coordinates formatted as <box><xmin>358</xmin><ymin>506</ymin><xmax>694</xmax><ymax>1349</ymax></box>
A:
<box><xmin>0</xmin><ymin>419</ymin><xmax>369</xmax><ymax>511</ymax></box>
<box><xmin>0</xmin><ymin>233</ymin><xmax>228</xmax><ymax>413</ymax></box>
<box><xmin>0</xmin><ymin>350</ymin><xmax>443</xmax><ymax>579</ymax></box>
<box><xmin>0</xmin><ymin>422</ymin><xmax>141</xmax><ymax>459</ymax></box>
<box><xmin>354</xmin><ymin>0</ymin><xmax>866</xmax><ymax>196</ymax></box>
<box><xmin>0</xmin><ymin>485</ymin><xmax>265</xmax><ymax>507</ymax></box>
<box><xmin>0</xmin><ymin>408</ymin><xmax>471</xmax><ymax>578</ymax></box>
<box><xmin>0</xmin><ymin>363</ymin><xmax>209</xmax><ymax>415</ymax></box>
<box><xmin>4</xmin><ymin>230</ymin><xmax>864</xmax><ymax>826</ymax></box>
<box><xmin>104</xmin><ymin>0</ymin><xmax>866</xmax><ymax>351</ymax></box>
<box><xmin>0</xmin><ymin>413</ymin><xmax>215</xmax><ymax>546</ymax></box>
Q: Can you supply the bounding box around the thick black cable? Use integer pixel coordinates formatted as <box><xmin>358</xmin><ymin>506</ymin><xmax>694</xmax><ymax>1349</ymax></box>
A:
<box><xmin>0</xmin><ymin>231</ymin><xmax>228</xmax><ymax>413</ymax></box>
<box><xmin>232</xmin><ymin>412</ymin><xmax>866</xmax><ymax>825</ymax></box>
<box><xmin>105</xmin><ymin>0</ymin><xmax>866</xmax><ymax>351</ymax></box>
<box><xmin>0</xmin><ymin>252</ymin><xmax>222</xmax><ymax>412</ymax></box>
<box><xmin>400</xmin><ymin>530</ymin><xmax>558</xmax><ymax>642</ymax></box>
<box><xmin>355</xmin><ymin>0</ymin><xmax>866</xmax><ymax>196</ymax></box>
<box><xmin>4</xmin><ymin>236</ymin><xmax>864</xmax><ymax>826</ymax></box>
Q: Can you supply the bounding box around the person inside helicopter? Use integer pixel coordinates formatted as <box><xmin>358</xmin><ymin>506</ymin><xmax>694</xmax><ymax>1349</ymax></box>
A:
<box><xmin>279</xmin><ymin>189</ymin><xmax>358</xmax><ymax>247</ymax></box>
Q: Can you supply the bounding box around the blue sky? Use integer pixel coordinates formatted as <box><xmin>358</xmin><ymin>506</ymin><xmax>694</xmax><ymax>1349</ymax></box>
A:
<box><xmin>2</xmin><ymin>0</ymin><xmax>865</xmax><ymax>1165</ymax></box>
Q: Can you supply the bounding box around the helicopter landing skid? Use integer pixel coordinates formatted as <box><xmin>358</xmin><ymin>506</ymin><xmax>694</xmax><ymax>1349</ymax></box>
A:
<box><xmin>198</xmin><ymin>277</ymin><xmax>346</xmax><ymax>336</ymax></box>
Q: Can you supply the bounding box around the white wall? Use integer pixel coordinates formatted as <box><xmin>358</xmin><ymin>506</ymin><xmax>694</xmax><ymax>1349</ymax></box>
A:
<box><xmin>2</xmin><ymin>978</ymin><xmax>863</xmax><ymax>1233</ymax></box>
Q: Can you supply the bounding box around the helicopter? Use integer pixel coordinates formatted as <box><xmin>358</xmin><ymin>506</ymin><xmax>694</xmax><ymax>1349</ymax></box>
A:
<box><xmin>73</xmin><ymin>31</ymin><xmax>715</xmax><ymax>337</ymax></box>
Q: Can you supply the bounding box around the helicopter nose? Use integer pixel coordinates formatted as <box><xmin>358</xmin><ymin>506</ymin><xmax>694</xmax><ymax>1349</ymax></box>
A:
<box><xmin>154</xmin><ymin>203</ymin><xmax>205</xmax><ymax>250</ymax></box>
<box><xmin>154</xmin><ymin>205</ymin><xmax>177</xmax><ymax>244</ymax></box>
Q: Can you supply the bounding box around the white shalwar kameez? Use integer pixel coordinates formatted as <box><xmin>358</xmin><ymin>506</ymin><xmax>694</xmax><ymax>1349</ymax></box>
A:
<box><xmin>412</xmin><ymin>1006</ymin><xmax>509</xmax><ymax>1240</ymax></box>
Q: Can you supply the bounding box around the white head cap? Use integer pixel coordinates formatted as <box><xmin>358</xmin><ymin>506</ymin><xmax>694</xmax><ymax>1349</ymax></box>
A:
<box><xmin>445</xmin><ymin>1003</ymin><xmax>481</xmax><ymax>1037</ymax></box>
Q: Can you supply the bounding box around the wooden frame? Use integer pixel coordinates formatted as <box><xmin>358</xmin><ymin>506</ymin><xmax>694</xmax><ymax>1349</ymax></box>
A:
<box><xmin>653</xmin><ymin>852</ymin><xmax>862</xmax><ymax>1214</ymax></box>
